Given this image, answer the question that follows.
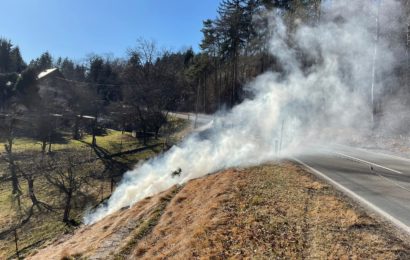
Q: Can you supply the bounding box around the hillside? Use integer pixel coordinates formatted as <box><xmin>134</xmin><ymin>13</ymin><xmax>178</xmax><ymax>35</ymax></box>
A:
<box><xmin>28</xmin><ymin>162</ymin><xmax>410</xmax><ymax>259</ymax></box>
<box><xmin>0</xmin><ymin>126</ymin><xmax>183</xmax><ymax>259</ymax></box>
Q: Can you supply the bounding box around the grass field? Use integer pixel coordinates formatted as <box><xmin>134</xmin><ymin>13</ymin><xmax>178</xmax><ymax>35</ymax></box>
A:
<box><xmin>0</xmin><ymin>117</ymin><xmax>189</xmax><ymax>259</ymax></box>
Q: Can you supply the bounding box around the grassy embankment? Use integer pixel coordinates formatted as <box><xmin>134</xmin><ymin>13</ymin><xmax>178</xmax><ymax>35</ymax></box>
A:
<box><xmin>29</xmin><ymin>162</ymin><xmax>410</xmax><ymax>259</ymax></box>
<box><xmin>0</xmin><ymin>117</ymin><xmax>188</xmax><ymax>259</ymax></box>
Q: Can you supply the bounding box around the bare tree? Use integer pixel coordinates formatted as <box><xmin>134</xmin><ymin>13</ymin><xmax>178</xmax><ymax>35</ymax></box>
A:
<box><xmin>134</xmin><ymin>37</ymin><xmax>159</xmax><ymax>70</ymax></box>
<box><xmin>14</xmin><ymin>153</ymin><xmax>53</xmax><ymax>211</ymax></box>
<box><xmin>0</xmin><ymin>113</ymin><xmax>22</xmax><ymax>202</ymax></box>
<box><xmin>44</xmin><ymin>153</ymin><xmax>92</xmax><ymax>224</ymax></box>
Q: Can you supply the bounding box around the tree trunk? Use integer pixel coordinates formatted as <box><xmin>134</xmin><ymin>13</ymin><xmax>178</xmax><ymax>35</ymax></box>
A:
<box><xmin>92</xmin><ymin>134</ymin><xmax>97</xmax><ymax>147</ymax></box>
<box><xmin>230</xmin><ymin>49</ymin><xmax>239</xmax><ymax>108</ymax></box>
<box><xmin>219</xmin><ymin>66</ymin><xmax>222</xmax><ymax>109</ymax></box>
<box><xmin>92</xmin><ymin>118</ymin><xmax>97</xmax><ymax>147</ymax></box>
<box><xmin>231</xmin><ymin>60</ymin><xmax>235</xmax><ymax>107</ymax></box>
<box><xmin>41</xmin><ymin>140</ymin><xmax>47</xmax><ymax>154</ymax></box>
<box><xmin>111</xmin><ymin>177</ymin><xmax>114</xmax><ymax>193</ymax></box>
<box><xmin>73</xmin><ymin>115</ymin><xmax>81</xmax><ymax>140</ymax></box>
<box><xmin>10</xmin><ymin>163</ymin><xmax>19</xmax><ymax>195</ymax></box>
<box><xmin>14</xmin><ymin>229</ymin><xmax>20</xmax><ymax>260</ymax></box>
<box><xmin>27</xmin><ymin>176</ymin><xmax>40</xmax><ymax>207</ymax></box>
<box><xmin>203</xmin><ymin>74</ymin><xmax>207</xmax><ymax>113</ymax></box>
<box><xmin>136</xmin><ymin>107</ymin><xmax>148</xmax><ymax>145</ymax></box>
<box><xmin>63</xmin><ymin>192</ymin><xmax>72</xmax><ymax>224</ymax></box>
<box><xmin>214</xmin><ymin>57</ymin><xmax>220</xmax><ymax>111</ymax></box>
<box><xmin>5</xmin><ymin>137</ymin><xmax>20</xmax><ymax>196</ymax></box>
<box><xmin>224</xmin><ymin>69</ymin><xmax>229</xmax><ymax>107</ymax></box>
<box><xmin>195</xmin><ymin>79</ymin><xmax>200</xmax><ymax>129</ymax></box>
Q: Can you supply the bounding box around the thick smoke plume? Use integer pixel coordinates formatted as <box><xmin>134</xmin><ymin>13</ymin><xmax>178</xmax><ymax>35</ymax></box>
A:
<box><xmin>85</xmin><ymin>0</ymin><xmax>403</xmax><ymax>224</ymax></box>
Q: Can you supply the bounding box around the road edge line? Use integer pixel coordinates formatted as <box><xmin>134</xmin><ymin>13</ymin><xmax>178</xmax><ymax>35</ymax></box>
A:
<box><xmin>358</xmin><ymin>147</ymin><xmax>410</xmax><ymax>163</ymax></box>
<box><xmin>335</xmin><ymin>144</ymin><xmax>410</xmax><ymax>163</ymax></box>
<box><xmin>331</xmin><ymin>151</ymin><xmax>403</xmax><ymax>175</ymax></box>
<box><xmin>291</xmin><ymin>157</ymin><xmax>410</xmax><ymax>235</ymax></box>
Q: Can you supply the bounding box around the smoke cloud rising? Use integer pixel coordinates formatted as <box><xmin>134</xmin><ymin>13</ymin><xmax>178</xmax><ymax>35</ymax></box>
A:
<box><xmin>85</xmin><ymin>0</ymin><xmax>404</xmax><ymax>224</ymax></box>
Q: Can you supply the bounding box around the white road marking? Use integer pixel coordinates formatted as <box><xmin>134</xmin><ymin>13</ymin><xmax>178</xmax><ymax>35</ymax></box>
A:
<box><xmin>292</xmin><ymin>157</ymin><xmax>410</xmax><ymax>235</ymax></box>
<box><xmin>331</xmin><ymin>151</ymin><xmax>410</xmax><ymax>193</ymax></box>
<box><xmin>354</xmin><ymin>147</ymin><xmax>410</xmax><ymax>163</ymax></box>
<box><xmin>332</xmin><ymin>151</ymin><xmax>403</xmax><ymax>175</ymax></box>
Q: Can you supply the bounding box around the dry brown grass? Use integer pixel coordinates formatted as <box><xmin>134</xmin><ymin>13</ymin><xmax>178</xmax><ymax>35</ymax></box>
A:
<box><xmin>130</xmin><ymin>169</ymin><xmax>247</xmax><ymax>259</ymax></box>
<box><xmin>28</xmin><ymin>163</ymin><xmax>410</xmax><ymax>260</ymax></box>
<box><xmin>27</xmin><ymin>186</ymin><xmax>180</xmax><ymax>260</ymax></box>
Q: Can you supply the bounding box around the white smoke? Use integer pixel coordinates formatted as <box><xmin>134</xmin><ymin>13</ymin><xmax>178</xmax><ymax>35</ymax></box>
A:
<box><xmin>85</xmin><ymin>0</ymin><xmax>403</xmax><ymax>224</ymax></box>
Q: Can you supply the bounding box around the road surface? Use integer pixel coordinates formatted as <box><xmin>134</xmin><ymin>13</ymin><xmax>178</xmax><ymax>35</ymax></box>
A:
<box><xmin>168</xmin><ymin>112</ymin><xmax>410</xmax><ymax>233</ymax></box>
<box><xmin>294</xmin><ymin>145</ymin><xmax>410</xmax><ymax>234</ymax></box>
<box><xmin>168</xmin><ymin>112</ymin><xmax>214</xmax><ymax>125</ymax></box>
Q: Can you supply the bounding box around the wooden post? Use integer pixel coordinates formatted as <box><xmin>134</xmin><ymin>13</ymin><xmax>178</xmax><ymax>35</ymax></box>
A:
<box><xmin>280</xmin><ymin>120</ymin><xmax>285</xmax><ymax>152</ymax></box>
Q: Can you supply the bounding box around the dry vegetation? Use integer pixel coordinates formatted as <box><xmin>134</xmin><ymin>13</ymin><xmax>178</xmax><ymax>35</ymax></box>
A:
<box><xmin>0</xmin><ymin>120</ymin><xmax>187</xmax><ymax>259</ymax></box>
<box><xmin>27</xmin><ymin>162</ymin><xmax>410</xmax><ymax>260</ymax></box>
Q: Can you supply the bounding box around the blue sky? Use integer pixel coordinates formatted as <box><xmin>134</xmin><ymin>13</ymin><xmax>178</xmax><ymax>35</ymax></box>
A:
<box><xmin>0</xmin><ymin>0</ymin><xmax>221</xmax><ymax>62</ymax></box>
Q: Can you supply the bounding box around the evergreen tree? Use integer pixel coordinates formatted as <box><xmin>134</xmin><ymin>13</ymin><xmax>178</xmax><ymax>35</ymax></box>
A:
<box><xmin>0</xmin><ymin>38</ymin><xmax>13</xmax><ymax>73</ymax></box>
<box><xmin>10</xmin><ymin>47</ymin><xmax>26</xmax><ymax>73</ymax></box>
<box><xmin>30</xmin><ymin>51</ymin><xmax>53</xmax><ymax>72</ymax></box>
<box><xmin>215</xmin><ymin>0</ymin><xmax>249</xmax><ymax>105</ymax></box>
<box><xmin>87</xmin><ymin>55</ymin><xmax>122</xmax><ymax>103</ymax></box>
<box><xmin>0</xmin><ymin>39</ymin><xmax>26</xmax><ymax>73</ymax></box>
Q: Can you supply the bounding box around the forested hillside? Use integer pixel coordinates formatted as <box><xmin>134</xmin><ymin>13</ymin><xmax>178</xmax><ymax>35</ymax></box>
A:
<box><xmin>2</xmin><ymin>1</ymin><xmax>410</xmax><ymax>118</ymax></box>
<box><xmin>2</xmin><ymin>0</ymin><xmax>410</xmax><ymax>258</ymax></box>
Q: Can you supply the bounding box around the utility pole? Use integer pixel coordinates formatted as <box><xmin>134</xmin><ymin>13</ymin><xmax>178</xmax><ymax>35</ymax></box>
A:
<box><xmin>407</xmin><ymin>20</ymin><xmax>410</xmax><ymax>95</ymax></box>
<box><xmin>315</xmin><ymin>0</ymin><xmax>322</xmax><ymax>24</ymax></box>
<box><xmin>371</xmin><ymin>0</ymin><xmax>381</xmax><ymax>126</ymax></box>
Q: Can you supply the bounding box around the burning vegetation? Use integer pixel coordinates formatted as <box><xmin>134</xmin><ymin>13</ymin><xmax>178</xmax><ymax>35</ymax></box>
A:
<box><xmin>28</xmin><ymin>163</ymin><xmax>410</xmax><ymax>259</ymax></box>
<box><xmin>2</xmin><ymin>0</ymin><xmax>410</xmax><ymax>258</ymax></box>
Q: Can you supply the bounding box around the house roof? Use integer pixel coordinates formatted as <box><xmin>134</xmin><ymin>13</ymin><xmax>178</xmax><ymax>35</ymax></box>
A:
<box><xmin>38</xmin><ymin>68</ymin><xmax>59</xmax><ymax>79</ymax></box>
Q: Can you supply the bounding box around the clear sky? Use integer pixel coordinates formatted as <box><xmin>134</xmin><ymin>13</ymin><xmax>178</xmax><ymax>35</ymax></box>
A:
<box><xmin>0</xmin><ymin>0</ymin><xmax>221</xmax><ymax>62</ymax></box>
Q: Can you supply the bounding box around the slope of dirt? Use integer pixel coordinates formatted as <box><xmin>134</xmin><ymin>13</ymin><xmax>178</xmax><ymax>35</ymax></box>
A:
<box><xmin>28</xmin><ymin>163</ymin><xmax>410</xmax><ymax>259</ymax></box>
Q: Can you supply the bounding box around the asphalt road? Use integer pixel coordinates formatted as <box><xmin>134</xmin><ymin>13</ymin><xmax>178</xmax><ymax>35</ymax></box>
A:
<box><xmin>294</xmin><ymin>145</ymin><xmax>410</xmax><ymax>234</ymax></box>
<box><xmin>168</xmin><ymin>112</ymin><xmax>214</xmax><ymax>125</ymax></box>
<box><xmin>169</xmin><ymin>112</ymin><xmax>410</xmax><ymax>233</ymax></box>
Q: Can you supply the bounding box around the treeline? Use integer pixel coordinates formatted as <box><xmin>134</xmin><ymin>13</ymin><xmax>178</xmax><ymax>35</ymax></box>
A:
<box><xmin>2</xmin><ymin>0</ymin><xmax>410</xmax><ymax>206</ymax></box>
<box><xmin>0</xmin><ymin>1</ymin><xmax>326</xmax><ymax>118</ymax></box>
<box><xmin>3</xmin><ymin>0</ymin><xmax>410</xmax><ymax>120</ymax></box>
